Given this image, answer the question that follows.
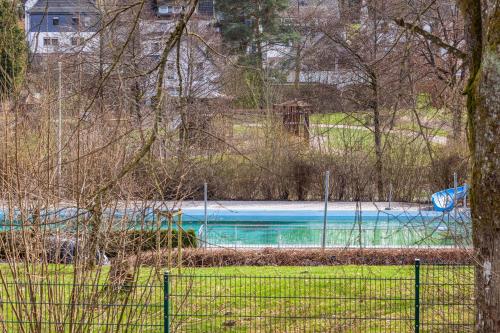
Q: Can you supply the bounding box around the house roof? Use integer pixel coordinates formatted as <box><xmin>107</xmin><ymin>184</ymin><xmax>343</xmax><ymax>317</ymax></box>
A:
<box><xmin>29</xmin><ymin>0</ymin><xmax>99</xmax><ymax>14</ymax></box>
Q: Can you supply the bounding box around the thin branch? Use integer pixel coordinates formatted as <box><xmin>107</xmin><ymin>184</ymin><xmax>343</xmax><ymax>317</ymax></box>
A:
<box><xmin>393</xmin><ymin>18</ymin><xmax>466</xmax><ymax>60</ymax></box>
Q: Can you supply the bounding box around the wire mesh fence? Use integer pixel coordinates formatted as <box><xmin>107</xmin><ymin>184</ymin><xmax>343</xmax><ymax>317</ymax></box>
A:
<box><xmin>0</xmin><ymin>279</ymin><xmax>164</xmax><ymax>333</ymax></box>
<box><xmin>0</xmin><ymin>261</ymin><xmax>475</xmax><ymax>332</ymax></box>
<box><xmin>420</xmin><ymin>264</ymin><xmax>475</xmax><ymax>332</ymax></box>
<box><xmin>169</xmin><ymin>273</ymin><xmax>416</xmax><ymax>332</ymax></box>
<box><xmin>167</xmin><ymin>261</ymin><xmax>475</xmax><ymax>332</ymax></box>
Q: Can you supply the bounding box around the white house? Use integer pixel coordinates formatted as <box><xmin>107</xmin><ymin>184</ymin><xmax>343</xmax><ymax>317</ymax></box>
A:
<box><xmin>141</xmin><ymin>1</ymin><xmax>222</xmax><ymax>100</ymax></box>
<box><xmin>25</xmin><ymin>0</ymin><xmax>100</xmax><ymax>54</ymax></box>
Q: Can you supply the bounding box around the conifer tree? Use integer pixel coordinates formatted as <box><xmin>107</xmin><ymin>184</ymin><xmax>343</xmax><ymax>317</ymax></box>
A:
<box><xmin>0</xmin><ymin>0</ymin><xmax>27</xmax><ymax>97</ymax></box>
<box><xmin>216</xmin><ymin>0</ymin><xmax>293</xmax><ymax>107</ymax></box>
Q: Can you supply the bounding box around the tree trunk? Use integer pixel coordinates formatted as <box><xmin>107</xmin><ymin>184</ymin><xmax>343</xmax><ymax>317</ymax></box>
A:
<box><xmin>255</xmin><ymin>31</ymin><xmax>265</xmax><ymax>108</ymax></box>
<box><xmin>471</xmin><ymin>50</ymin><xmax>500</xmax><ymax>331</ymax></box>
<box><xmin>373</xmin><ymin>110</ymin><xmax>383</xmax><ymax>200</ymax></box>
<box><xmin>451</xmin><ymin>100</ymin><xmax>463</xmax><ymax>142</ymax></box>
<box><xmin>294</xmin><ymin>46</ymin><xmax>302</xmax><ymax>90</ymax></box>
<box><xmin>459</xmin><ymin>1</ymin><xmax>500</xmax><ymax>331</ymax></box>
<box><xmin>371</xmin><ymin>73</ymin><xmax>383</xmax><ymax>200</ymax></box>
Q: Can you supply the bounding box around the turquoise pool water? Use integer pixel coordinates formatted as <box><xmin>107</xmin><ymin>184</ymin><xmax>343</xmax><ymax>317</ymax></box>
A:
<box><xmin>0</xmin><ymin>208</ymin><xmax>471</xmax><ymax>248</ymax></box>
<box><xmin>181</xmin><ymin>209</ymin><xmax>471</xmax><ymax>248</ymax></box>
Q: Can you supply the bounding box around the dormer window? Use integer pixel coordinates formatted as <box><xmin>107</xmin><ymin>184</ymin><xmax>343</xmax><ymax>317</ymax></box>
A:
<box><xmin>158</xmin><ymin>5</ymin><xmax>174</xmax><ymax>15</ymax></box>
<box><xmin>52</xmin><ymin>17</ymin><xmax>60</xmax><ymax>26</ymax></box>
<box><xmin>72</xmin><ymin>17</ymin><xmax>80</xmax><ymax>25</ymax></box>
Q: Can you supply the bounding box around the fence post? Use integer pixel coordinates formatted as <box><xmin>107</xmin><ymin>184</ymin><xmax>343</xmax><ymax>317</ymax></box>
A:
<box><xmin>453</xmin><ymin>172</ymin><xmax>458</xmax><ymax>220</ymax></box>
<box><xmin>414</xmin><ymin>259</ymin><xmax>420</xmax><ymax>333</ymax></box>
<box><xmin>322</xmin><ymin>171</ymin><xmax>330</xmax><ymax>248</ymax></box>
<box><xmin>464</xmin><ymin>183</ymin><xmax>467</xmax><ymax>208</ymax></box>
<box><xmin>164</xmin><ymin>271</ymin><xmax>170</xmax><ymax>333</ymax></box>
<box><xmin>204</xmin><ymin>182</ymin><xmax>208</xmax><ymax>248</ymax></box>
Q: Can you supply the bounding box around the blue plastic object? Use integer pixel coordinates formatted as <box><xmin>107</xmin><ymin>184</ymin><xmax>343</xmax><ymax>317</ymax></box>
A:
<box><xmin>431</xmin><ymin>184</ymin><xmax>468</xmax><ymax>212</ymax></box>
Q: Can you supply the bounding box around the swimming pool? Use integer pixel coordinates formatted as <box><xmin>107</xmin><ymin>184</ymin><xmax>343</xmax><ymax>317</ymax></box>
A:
<box><xmin>0</xmin><ymin>206</ymin><xmax>471</xmax><ymax>248</ymax></box>
<box><xmin>181</xmin><ymin>208</ymin><xmax>471</xmax><ymax>248</ymax></box>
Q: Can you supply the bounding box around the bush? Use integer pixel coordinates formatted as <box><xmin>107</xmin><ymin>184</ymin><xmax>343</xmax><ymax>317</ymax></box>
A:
<box><xmin>104</xmin><ymin>229</ymin><xmax>198</xmax><ymax>257</ymax></box>
<box><xmin>1</xmin><ymin>229</ymin><xmax>198</xmax><ymax>260</ymax></box>
<box><xmin>124</xmin><ymin>229</ymin><xmax>198</xmax><ymax>250</ymax></box>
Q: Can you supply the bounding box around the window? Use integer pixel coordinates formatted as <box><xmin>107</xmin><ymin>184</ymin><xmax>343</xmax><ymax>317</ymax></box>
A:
<box><xmin>198</xmin><ymin>0</ymin><xmax>214</xmax><ymax>16</ymax></box>
<box><xmin>158</xmin><ymin>5</ymin><xmax>174</xmax><ymax>15</ymax></box>
<box><xmin>52</xmin><ymin>17</ymin><xmax>59</xmax><ymax>26</ymax></box>
<box><xmin>84</xmin><ymin>16</ymin><xmax>91</xmax><ymax>27</ymax></box>
<box><xmin>167</xmin><ymin>62</ymin><xmax>175</xmax><ymax>80</ymax></box>
<box><xmin>196</xmin><ymin>62</ymin><xmax>204</xmax><ymax>71</ymax></box>
<box><xmin>43</xmin><ymin>38</ymin><xmax>59</xmax><ymax>46</ymax></box>
<box><xmin>71</xmin><ymin>37</ymin><xmax>85</xmax><ymax>46</ymax></box>
<box><xmin>152</xmin><ymin>42</ymin><xmax>160</xmax><ymax>53</ymax></box>
<box><xmin>72</xmin><ymin>17</ymin><xmax>80</xmax><ymax>25</ymax></box>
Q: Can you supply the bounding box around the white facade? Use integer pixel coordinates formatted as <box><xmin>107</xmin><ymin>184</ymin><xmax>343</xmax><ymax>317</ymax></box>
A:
<box><xmin>27</xmin><ymin>31</ymin><xmax>99</xmax><ymax>54</ymax></box>
<box><xmin>286</xmin><ymin>69</ymin><xmax>363</xmax><ymax>88</ymax></box>
<box><xmin>140</xmin><ymin>19</ymin><xmax>222</xmax><ymax>99</ymax></box>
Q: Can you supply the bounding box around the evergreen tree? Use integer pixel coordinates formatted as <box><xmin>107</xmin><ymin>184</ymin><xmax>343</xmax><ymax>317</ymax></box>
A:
<box><xmin>0</xmin><ymin>0</ymin><xmax>27</xmax><ymax>97</ymax></box>
<box><xmin>216</xmin><ymin>0</ymin><xmax>294</xmax><ymax>107</ymax></box>
<box><xmin>217</xmin><ymin>0</ymin><xmax>292</xmax><ymax>64</ymax></box>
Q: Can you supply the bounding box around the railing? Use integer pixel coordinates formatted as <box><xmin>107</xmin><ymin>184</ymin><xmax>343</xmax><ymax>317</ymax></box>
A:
<box><xmin>1</xmin><ymin>261</ymin><xmax>475</xmax><ymax>332</ymax></box>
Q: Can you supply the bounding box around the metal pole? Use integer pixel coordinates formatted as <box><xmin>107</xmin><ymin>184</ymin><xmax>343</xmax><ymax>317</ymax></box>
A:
<box><xmin>164</xmin><ymin>271</ymin><xmax>170</xmax><ymax>333</ymax></box>
<box><xmin>385</xmin><ymin>182</ymin><xmax>392</xmax><ymax>210</ymax></box>
<box><xmin>389</xmin><ymin>183</ymin><xmax>392</xmax><ymax>209</ymax></box>
<box><xmin>322</xmin><ymin>171</ymin><xmax>330</xmax><ymax>248</ymax></box>
<box><xmin>464</xmin><ymin>183</ymin><xmax>467</xmax><ymax>208</ymax></box>
<box><xmin>177</xmin><ymin>212</ymin><xmax>182</xmax><ymax>274</ymax></box>
<box><xmin>204</xmin><ymin>182</ymin><xmax>208</xmax><ymax>248</ymax></box>
<box><xmin>414</xmin><ymin>259</ymin><xmax>420</xmax><ymax>333</ymax></box>
<box><xmin>453</xmin><ymin>172</ymin><xmax>458</xmax><ymax>220</ymax></box>
<box><xmin>57</xmin><ymin>61</ymin><xmax>62</xmax><ymax>198</ymax></box>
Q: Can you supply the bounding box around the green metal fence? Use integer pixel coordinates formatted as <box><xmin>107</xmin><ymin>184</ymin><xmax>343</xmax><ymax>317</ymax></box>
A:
<box><xmin>0</xmin><ymin>279</ymin><xmax>164</xmax><ymax>332</ymax></box>
<box><xmin>0</xmin><ymin>261</ymin><xmax>475</xmax><ymax>332</ymax></box>
<box><xmin>166</xmin><ymin>261</ymin><xmax>474</xmax><ymax>332</ymax></box>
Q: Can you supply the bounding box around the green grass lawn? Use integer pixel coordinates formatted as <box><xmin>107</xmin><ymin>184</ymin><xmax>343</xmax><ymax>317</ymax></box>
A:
<box><xmin>312</xmin><ymin>126</ymin><xmax>374</xmax><ymax>150</ymax></box>
<box><xmin>396</xmin><ymin>122</ymin><xmax>449</xmax><ymax>137</ymax></box>
<box><xmin>311</xmin><ymin>125</ymin><xmax>439</xmax><ymax>156</ymax></box>
<box><xmin>311</xmin><ymin>111</ymin><xmax>454</xmax><ymax>138</ymax></box>
<box><xmin>310</xmin><ymin>112</ymin><xmax>368</xmax><ymax>126</ymax></box>
<box><xmin>0</xmin><ymin>265</ymin><xmax>474</xmax><ymax>332</ymax></box>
